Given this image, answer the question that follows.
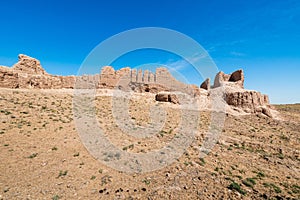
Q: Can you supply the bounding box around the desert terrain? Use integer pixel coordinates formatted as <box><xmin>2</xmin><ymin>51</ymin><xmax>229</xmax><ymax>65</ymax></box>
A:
<box><xmin>0</xmin><ymin>88</ymin><xmax>299</xmax><ymax>200</ymax></box>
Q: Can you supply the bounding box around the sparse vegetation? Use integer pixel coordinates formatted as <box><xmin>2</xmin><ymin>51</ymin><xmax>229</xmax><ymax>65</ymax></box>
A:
<box><xmin>122</xmin><ymin>144</ymin><xmax>134</xmax><ymax>151</ymax></box>
<box><xmin>28</xmin><ymin>153</ymin><xmax>38</xmax><ymax>159</ymax></box>
<box><xmin>57</xmin><ymin>170</ymin><xmax>68</xmax><ymax>178</ymax></box>
<box><xmin>228</xmin><ymin>181</ymin><xmax>246</xmax><ymax>195</ymax></box>
<box><xmin>52</xmin><ymin>146</ymin><xmax>58</xmax><ymax>151</ymax></box>
<box><xmin>73</xmin><ymin>152</ymin><xmax>80</xmax><ymax>157</ymax></box>
<box><xmin>242</xmin><ymin>178</ymin><xmax>256</xmax><ymax>188</ymax></box>
<box><xmin>142</xmin><ymin>179</ymin><xmax>151</xmax><ymax>185</ymax></box>
<box><xmin>198</xmin><ymin>158</ymin><xmax>205</xmax><ymax>166</ymax></box>
<box><xmin>263</xmin><ymin>182</ymin><xmax>282</xmax><ymax>193</ymax></box>
<box><xmin>0</xmin><ymin>90</ymin><xmax>299</xmax><ymax>199</ymax></box>
<box><xmin>101</xmin><ymin>175</ymin><xmax>112</xmax><ymax>186</ymax></box>
<box><xmin>52</xmin><ymin>195</ymin><xmax>60</xmax><ymax>200</ymax></box>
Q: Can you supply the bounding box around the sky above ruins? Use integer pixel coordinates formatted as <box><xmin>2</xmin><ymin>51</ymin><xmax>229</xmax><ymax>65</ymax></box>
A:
<box><xmin>0</xmin><ymin>0</ymin><xmax>299</xmax><ymax>104</ymax></box>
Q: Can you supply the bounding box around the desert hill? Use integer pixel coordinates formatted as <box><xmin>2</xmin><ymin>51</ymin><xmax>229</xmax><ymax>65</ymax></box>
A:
<box><xmin>0</xmin><ymin>55</ymin><xmax>299</xmax><ymax>199</ymax></box>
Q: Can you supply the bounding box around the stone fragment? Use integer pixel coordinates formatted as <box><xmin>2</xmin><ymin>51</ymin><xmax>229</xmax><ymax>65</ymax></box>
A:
<box><xmin>213</xmin><ymin>69</ymin><xmax>244</xmax><ymax>88</ymax></box>
<box><xmin>200</xmin><ymin>78</ymin><xmax>210</xmax><ymax>90</ymax></box>
<box><xmin>155</xmin><ymin>93</ymin><xmax>169</xmax><ymax>102</ymax></box>
<box><xmin>155</xmin><ymin>92</ymin><xmax>179</xmax><ymax>104</ymax></box>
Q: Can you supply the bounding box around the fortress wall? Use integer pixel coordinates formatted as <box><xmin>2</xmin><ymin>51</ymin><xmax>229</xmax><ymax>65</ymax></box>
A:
<box><xmin>0</xmin><ymin>54</ymin><xmax>274</xmax><ymax>117</ymax></box>
<box><xmin>149</xmin><ymin>72</ymin><xmax>155</xmax><ymax>83</ymax></box>
<box><xmin>137</xmin><ymin>69</ymin><xmax>143</xmax><ymax>82</ymax></box>
<box><xmin>143</xmin><ymin>70</ymin><xmax>149</xmax><ymax>83</ymax></box>
<box><xmin>131</xmin><ymin>69</ymin><xmax>137</xmax><ymax>82</ymax></box>
<box><xmin>0</xmin><ymin>67</ymin><xmax>19</xmax><ymax>88</ymax></box>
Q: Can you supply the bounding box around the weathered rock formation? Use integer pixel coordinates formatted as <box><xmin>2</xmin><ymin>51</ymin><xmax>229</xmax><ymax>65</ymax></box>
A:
<box><xmin>224</xmin><ymin>88</ymin><xmax>270</xmax><ymax>114</ymax></box>
<box><xmin>200</xmin><ymin>78</ymin><xmax>210</xmax><ymax>90</ymax></box>
<box><xmin>0</xmin><ymin>54</ymin><xmax>197</xmax><ymax>94</ymax></box>
<box><xmin>155</xmin><ymin>92</ymin><xmax>179</xmax><ymax>104</ymax></box>
<box><xmin>225</xmin><ymin>90</ymin><xmax>269</xmax><ymax>109</ymax></box>
<box><xmin>210</xmin><ymin>69</ymin><xmax>271</xmax><ymax>116</ymax></box>
<box><xmin>213</xmin><ymin>69</ymin><xmax>244</xmax><ymax>89</ymax></box>
<box><xmin>0</xmin><ymin>54</ymin><xmax>274</xmax><ymax>117</ymax></box>
<box><xmin>0</xmin><ymin>54</ymin><xmax>76</xmax><ymax>89</ymax></box>
<box><xmin>12</xmin><ymin>54</ymin><xmax>47</xmax><ymax>75</ymax></box>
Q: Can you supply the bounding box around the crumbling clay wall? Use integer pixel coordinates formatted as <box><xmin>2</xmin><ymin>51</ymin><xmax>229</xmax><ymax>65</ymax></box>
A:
<box><xmin>0</xmin><ymin>54</ymin><xmax>273</xmax><ymax>117</ymax></box>
<box><xmin>213</xmin><ymin>69</ymin><xmax>244</xmax><ymax>89</ymax></box>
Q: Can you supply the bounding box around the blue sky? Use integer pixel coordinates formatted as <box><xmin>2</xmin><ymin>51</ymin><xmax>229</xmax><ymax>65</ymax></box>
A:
<box><xmin>0</xmin><ymin>0</ymin><xmax>299</xmax><ymax>104</ymax></box>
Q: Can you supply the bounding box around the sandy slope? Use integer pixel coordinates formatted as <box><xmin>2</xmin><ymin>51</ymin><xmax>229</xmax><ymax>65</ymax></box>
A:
<box><xmin>0</xmin><ymin>89</ymin><xmax>299</xmax><ymax>200</ymax></box>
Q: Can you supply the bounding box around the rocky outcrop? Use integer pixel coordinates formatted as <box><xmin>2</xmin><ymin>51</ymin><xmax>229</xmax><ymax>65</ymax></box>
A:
<box><xmin>213</xmin><ymin>71</ymin><xmax>230</xmax><ymax>88</ymax></box>
<box><xmin>0</xmin><ymin>56</ymin><xmax>82</xmax><ymax>89</ymax></box>
<box><xmin>60</xmin><ymin>76</ymin><xmax>76</xmax><ymax>89</ymax></box>
<box><xmin>213</xmin><ymin>68</ymin><xmax>271</xmax><ymax>116</ymax></box>
<box><xmin>12</xmin><ymin>54</ymin><xmax>47</xmax><ymax>75</ymax></box>
<box><xmin>155</xmin><ymin>93</ymin><xmax>169</xmax><ymax>102</ymax></box>
<box><xmin>0</xmin><ymin>66</ymin><xmax>19</xmax><ymax>88</ymax></box>
<box><xmin>99</xmin><ymin>66</ymin><xmax>130</xmax><ymax>89</ymax></box>
<box><xmin>200</xmin><ymin>78</ymin><xmax>210</xmax><ymax>90</ymax></box>
<box><xmin>168</xmin><ymin>94</ymin><xmax>179</xmax><ymax>104</ymax></box>
<box><xmin>155</xmin><ymin>92</ymin><xmax>179</xmax><ymax>104</ymax></box>
<box><xmin>213</xmin><ymin>69</ymin><xmax>244</xmax><ymax>89</ymax></box>
<box><xmin>225</xmin><ymin>89</ymin><xmax>269</xmax><ymax>112</ymax></box>
<box><xmin>229</xmin><ymin>69</ymin><xmax>244</xmax><ymax>88</ymax></box>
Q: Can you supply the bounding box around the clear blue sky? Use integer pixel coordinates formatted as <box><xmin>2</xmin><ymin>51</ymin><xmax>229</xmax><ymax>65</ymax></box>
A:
<box><xmin>0</xmin><ymin>0</ymin><xmax>299</xmax><ymax>104</ymax></box>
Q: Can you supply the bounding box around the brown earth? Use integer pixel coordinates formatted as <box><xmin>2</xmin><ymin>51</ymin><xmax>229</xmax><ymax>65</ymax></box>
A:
<box><xmin>0</xmin><ymin>89</ymin><xmax>299</xmax><ymax>200</ymax></box>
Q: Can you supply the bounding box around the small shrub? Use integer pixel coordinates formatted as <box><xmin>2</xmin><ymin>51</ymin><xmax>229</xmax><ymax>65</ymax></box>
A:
<box><xmin>277</xmin><ymin>153</ymin><xmax>284</xmax><ymax>159</ymax></box>
<box><xmin>242</xmin><ymin>178</ymin><xmax>256</xmax><ymax>188</ymax></box>
<box><xmin>225</xmin><ymin>177</ymin><xmax>234</xmax><ymax>182</ymax></box>
<box><xmin>270</xmin><ymin>183</ymin><xmax>282</xmax><ymax>193</ymax></box>
<box><xmin>142</xmin><ymin>179</ymin><xmax>151</xmax><ymax>185</ymax></box>
<box><xmin>291</xmin><ymin>184</ymin><xmax>300</xmax><ymax>194</ymax></box>
<box><xmin>257</xmin><ymin>171</ymin><xmax>265</xmax><ymax>178</ymax></box>
<box><xmin>58</xmin><ymin>170</ymin><xmax>68</xmax><ymax>178</ymax></box>
<box><xmin>52</xmin><ymin>195</ymin><xmax>60</xmax><ymax>200</ymax></box>
<box><xmin>263</xmin><ymin>182</ymin><xmax>282</xmax><ymax>193</ymax></box>
<box><xmin>4</xmin><ymin>111</ymin><xmax>11</xmax><ymax>115</ymax></box>
<box><xmin>199</xmin><ymin>158</ymin><xmax>205</xmax><ymax>166</ymax></box>
<box><xmin>101</xmin><ymin>175</ymin><xmax>112</xmax><ymax>185</ymax></box>
<box><xmin>122</xmin><ymin>144</ymin><xmax>134</xmax><ymax>151</ymax></box>
<box><xmin>228</xmin><ymin>182</ymin><xmax>246</xmax><ymax>195</ymax></box>
<box><xmin>73</xmin><ymin>152</ymin><xmax>80</xmax><ymax>157</ymax></box>
<box><xmin>28</xmin><ymin>153</ymin><xmax>38</xmax><ymax>159</ymax></box>
<box><xmin>279</xmin><ymin>134</ymin><xmax>289</xmax><ymax>141</ymax></box>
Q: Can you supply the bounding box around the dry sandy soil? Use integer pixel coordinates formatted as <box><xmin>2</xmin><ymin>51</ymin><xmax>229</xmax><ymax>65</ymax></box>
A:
<box><xmin>0</xmin><ymin>89</ymin><xmax>299</xmax><ymax>200</ymax></box>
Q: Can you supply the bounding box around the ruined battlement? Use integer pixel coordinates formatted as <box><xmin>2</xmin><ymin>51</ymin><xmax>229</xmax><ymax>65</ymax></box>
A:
<box><xmin>0</xmin><ymin>54</ymin><xmax>192</xmax><ymax>93</ymax></box>
<box><xmin>98</xmin><ymin>66</ymin><xmax>189</xmax><ymax>92</ymax></box>
<box><xmin>0</xmin><ymin>54</ymin><xmax>273</xmax><ymax>117</ymax></box>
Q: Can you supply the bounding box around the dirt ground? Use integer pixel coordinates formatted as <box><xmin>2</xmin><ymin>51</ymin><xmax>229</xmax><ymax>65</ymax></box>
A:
<box><xmin>0</xmin><ymin>89</ymin><xmax>299</xmax><ymax>200</ymax></box>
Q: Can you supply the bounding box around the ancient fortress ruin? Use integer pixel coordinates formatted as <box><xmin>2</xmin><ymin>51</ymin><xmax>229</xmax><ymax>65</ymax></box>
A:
<box><xmin>0</xmin><ymin>54</ymin><xmax>274</xmax><ymax>117</ymax></box>
<box><xmin>0</xmin><ymin>54</ymin><xmax>190</xmax><ymax>92</ymax></box>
